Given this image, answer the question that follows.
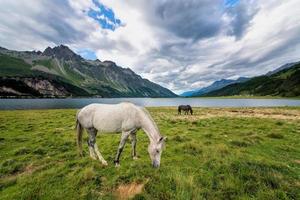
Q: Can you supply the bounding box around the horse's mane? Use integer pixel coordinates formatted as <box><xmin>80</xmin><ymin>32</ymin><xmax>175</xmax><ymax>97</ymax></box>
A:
<box><xmin>140</xmin><ymin>107</ymin><xmax>161</xmax><ymax>136</ymax></box>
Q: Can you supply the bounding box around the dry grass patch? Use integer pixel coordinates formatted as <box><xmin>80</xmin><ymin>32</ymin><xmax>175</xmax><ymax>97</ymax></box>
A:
<box><xmin>12</xmin><ymin>163</ymin><xmax>42</xmax><ymax>177</ymax></box>
<box><xmin>115</xmin><ymin>182</ymin><xmax>145</xmax><ymax>200</ymax></box>
<box><xmin>294</xmin><ymin>160</ymin><xmax>300</xmax><ymax>164</ymax></box>
<box><xmin>1</xmin><ymin>163</ymin><xmax>43</xmax><ymax>185</ymax></box>
<box><xmin>157</xmin><ymin>107</ymin><xmax>300</xmax><ymax>121</ymax></box>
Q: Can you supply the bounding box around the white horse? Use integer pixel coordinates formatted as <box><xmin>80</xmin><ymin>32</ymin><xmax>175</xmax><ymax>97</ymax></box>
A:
<box><xmin>75</xmin><ymin>102</ymin><xmax>166</xmax><ymax>168</ymax></box>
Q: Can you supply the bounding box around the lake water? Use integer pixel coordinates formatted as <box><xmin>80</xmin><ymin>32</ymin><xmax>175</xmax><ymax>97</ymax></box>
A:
<box><xmin>0</xmin><ymin>98</ymin><xmax>300</xmax><ymax>110</ymax></box>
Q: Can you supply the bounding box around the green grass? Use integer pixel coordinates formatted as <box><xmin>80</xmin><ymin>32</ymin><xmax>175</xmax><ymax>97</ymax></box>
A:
<box><xmin>0</xmin><ymin>108</ymin><xmax>299</xmax><ymax>199</ymax></box>
<box><xmin>0</xmin><ymin>54</ymin><xmax>33</xmax><ymax>76</ymax></box>
<box><xmin>63</xmin><ymin>63</ymin><xmax>84</xmax><ymax>85</ymax></box>
<box><xmin>32</xmin><ymin>59</ymin><xmax>54</xmax><ymax>70</ymax></box>
<box><xmin>33</xmin><ymin>59</ymin><xmax>84</xmax><ymax>85</ymax></box>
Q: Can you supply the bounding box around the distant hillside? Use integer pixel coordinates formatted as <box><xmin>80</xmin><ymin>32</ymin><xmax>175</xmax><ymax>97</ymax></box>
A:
<box><xmin>202</xmin><ymin>62</ymin><xmax>300</xmax><ymax>97</ymax></box>
<box><xmin>0</xmin><ymin>45</ymin><xmax>176</xmax><ymax>98</ymax></box>
<box><xmin>266</xmin><ymin>61</ymin><xmax>300</xmax><ymax>76</ymax></box>
<box><xmin>181</xmin><ymin>77</ymin><xmax>249</xmax><ymax>97</ymax></box>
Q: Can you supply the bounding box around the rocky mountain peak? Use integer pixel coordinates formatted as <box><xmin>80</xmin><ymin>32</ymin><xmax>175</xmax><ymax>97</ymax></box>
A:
<box><xmin>42</xmin><ymin>45</ymin><xmax>82</xmax><ymax>61</ymax></box>
<box><xmin>101</xmin><ymin>60</ymin><xmax>117</xmax><ymax>67</ymax></box>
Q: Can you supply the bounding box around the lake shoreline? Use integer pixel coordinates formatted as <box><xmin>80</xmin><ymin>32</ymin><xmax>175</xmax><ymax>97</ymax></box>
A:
<box><xmin>1</xmin><ymin>97</ymin><xmax>300</xmax><ymax>110</ymax></box>
<box><xmin>1</xmin><ymin>106</ymin><xmax>300</xmax><ymax>112</ymax></box>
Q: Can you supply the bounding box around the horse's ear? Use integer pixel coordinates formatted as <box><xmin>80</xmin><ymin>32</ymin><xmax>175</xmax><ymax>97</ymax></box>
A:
<box><xmin>158</xmin><ymin>136</ymin><xmax>167</xmax><ymax>143</ymax></box>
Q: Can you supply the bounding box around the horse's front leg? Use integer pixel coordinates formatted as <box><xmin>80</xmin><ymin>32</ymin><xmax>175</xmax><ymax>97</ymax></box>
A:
<box><xmin>87</xmin><ymin>128</ymin><xmax>97</xmax><ymax>160</ymax></box>
<box><xmin>114</xmin><ymin>131</ymin><xmax>130</xmax><ymax>167</ymax></box>
<box><xmin>130</xmin><ymin>131</ymin><xmax>138</xmax><ymax>160</ymax></box>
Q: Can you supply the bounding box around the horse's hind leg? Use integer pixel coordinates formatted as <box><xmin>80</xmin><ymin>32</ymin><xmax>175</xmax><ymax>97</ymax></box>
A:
<box><xmin>87</xmin><ymin>128</ymin><xmax>107</xmax><ymax>166</ymax></box>
<box><xmin>130</xmin><ymin>130</ymin><xmax>138</xmax><ymax>160</ymax></box>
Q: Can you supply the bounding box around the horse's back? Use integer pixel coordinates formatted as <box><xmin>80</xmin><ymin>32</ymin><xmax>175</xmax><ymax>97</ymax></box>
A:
<box><xmin>178</xmin><ymin>105</ymin><xmax>189</xmax><ymax>109</ymax></box>
<box><xmin>77</xmin><ymin>103</ymin><xmax>141</xmax><ymax>132</ymax></box>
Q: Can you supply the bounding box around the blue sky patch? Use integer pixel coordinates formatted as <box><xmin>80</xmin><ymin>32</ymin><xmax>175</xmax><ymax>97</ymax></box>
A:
<box><xmin>88</xmin><ymin>0</ymin><xmax>122</xmax><ymax>31</ymax></box>
<box><xmin>225</xmin><ymin>0</ymin><xmax>240</xmax><ymax>7</ymax></box>
<box><xmin>77</xmin><ymin>49</ymin><xmax>97</xmax><ymax>60</ymax></box>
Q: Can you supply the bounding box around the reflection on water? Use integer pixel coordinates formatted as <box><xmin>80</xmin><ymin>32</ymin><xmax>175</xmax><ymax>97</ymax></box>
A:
<box><xmin>0</xmin><ymin>98</ymin><xmax>300</xmax><ymax>110</ymax></box>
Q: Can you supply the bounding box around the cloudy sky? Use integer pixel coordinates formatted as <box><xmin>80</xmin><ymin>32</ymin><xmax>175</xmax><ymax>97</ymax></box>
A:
<box><xmin>0</xmin><ymin>0</ymin><xmax>300</xmax><ymax>94</ymax></box>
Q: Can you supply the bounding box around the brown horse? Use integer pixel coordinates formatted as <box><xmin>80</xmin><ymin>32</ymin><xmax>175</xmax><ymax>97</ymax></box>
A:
<box><xmin>178</xmin><ymin>105</ymin><xmax>193</xmax><ymax>115</ymax></box>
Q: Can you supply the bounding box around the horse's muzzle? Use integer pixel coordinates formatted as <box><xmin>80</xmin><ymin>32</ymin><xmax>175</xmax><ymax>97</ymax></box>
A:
<box><xmin>152</xmin><ymin>161</ymin><xmax>160</xmax><ymax>168</ymax></box>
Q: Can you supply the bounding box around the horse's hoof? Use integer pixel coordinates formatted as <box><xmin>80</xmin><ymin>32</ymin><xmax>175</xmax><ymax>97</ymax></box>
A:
<box><xmin>133</xmin><ymin>156</ymin><xmax>138</xmax><ymax>160</ymax></box>
<box><xmin>101</xmin><ymin>161</ymin><xmax>108</xmax><ymax>166</ymax></box>
<box><xmin>115</xmin><ymin>163</ymin><xmax>120</xmax><ymax>167</ymax></box>
<box><xmin>90</xmin><ymin>156</ymin><xmax>97</xmax><ymax>160</ymax></box>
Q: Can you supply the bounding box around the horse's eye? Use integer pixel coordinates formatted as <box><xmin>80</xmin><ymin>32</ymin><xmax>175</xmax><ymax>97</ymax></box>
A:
<box><xmin>156</xmin><ymin>150</ymin><xmax>159</xmax><ymax>153</ymax></box>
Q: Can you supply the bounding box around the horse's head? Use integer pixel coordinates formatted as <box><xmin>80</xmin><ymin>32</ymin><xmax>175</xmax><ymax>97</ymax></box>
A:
<box><xmin>148</xmin><ymin>136</ymin><xmax>167</xmax><ymax>168</ymax></box>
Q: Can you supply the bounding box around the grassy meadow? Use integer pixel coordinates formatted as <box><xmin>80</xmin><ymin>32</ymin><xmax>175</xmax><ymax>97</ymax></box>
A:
<box><xmin>0</xmin><ymin>107</ymin><xmax>300</xmax><ymax>199</ymax></box>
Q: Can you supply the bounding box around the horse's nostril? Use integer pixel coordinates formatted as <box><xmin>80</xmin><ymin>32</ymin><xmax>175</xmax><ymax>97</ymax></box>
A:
<box><xmin>152</xmin><ymin>162</ymin><xmax>159</xmax><ymax>168</ymax></box>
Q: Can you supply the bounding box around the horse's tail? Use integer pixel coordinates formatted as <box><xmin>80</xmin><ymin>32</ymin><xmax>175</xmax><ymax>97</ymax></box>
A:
<box><xmin>75</xmin><ymin>111</ymin><xmax>83</xmax><ymax>156</ymax></box>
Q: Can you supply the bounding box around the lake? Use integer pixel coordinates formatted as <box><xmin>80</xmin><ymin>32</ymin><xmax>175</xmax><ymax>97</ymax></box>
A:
<box><xmin>0</xmin><ymin>98</ymin><xmax>300</xmax><ymax>110</ymax></box>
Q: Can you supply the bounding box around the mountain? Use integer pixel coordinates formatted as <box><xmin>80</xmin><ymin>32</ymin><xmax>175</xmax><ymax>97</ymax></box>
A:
<box><xmin>42</xmin><ymin>45</ymin><xmax>82</xmax><ymax>61</ymax></box>
<box><xmin>0</xmin><ymin>45</ymin><xmax>176</xmax><ymax>98</ymax></box>
<box><xmin>266</xmin><ymin>61</ymin><xmax>300</xmax><ymax>76</ymax></box>
<box><xmin>180</xmin><ymin>77</ymin><xmax>249</xmax><ymax>97</ymax></box>
<box><xmin>202</xmin><ymin>62</ymin><xmax>300</xmax><ymax>97</ymax></box>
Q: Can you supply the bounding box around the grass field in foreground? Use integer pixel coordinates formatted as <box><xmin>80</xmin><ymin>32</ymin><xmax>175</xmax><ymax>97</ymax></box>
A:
<box><xmin>0</xmin><ymin>107</ymin><xmax>299</xmax><ymax>199</ymax></box>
